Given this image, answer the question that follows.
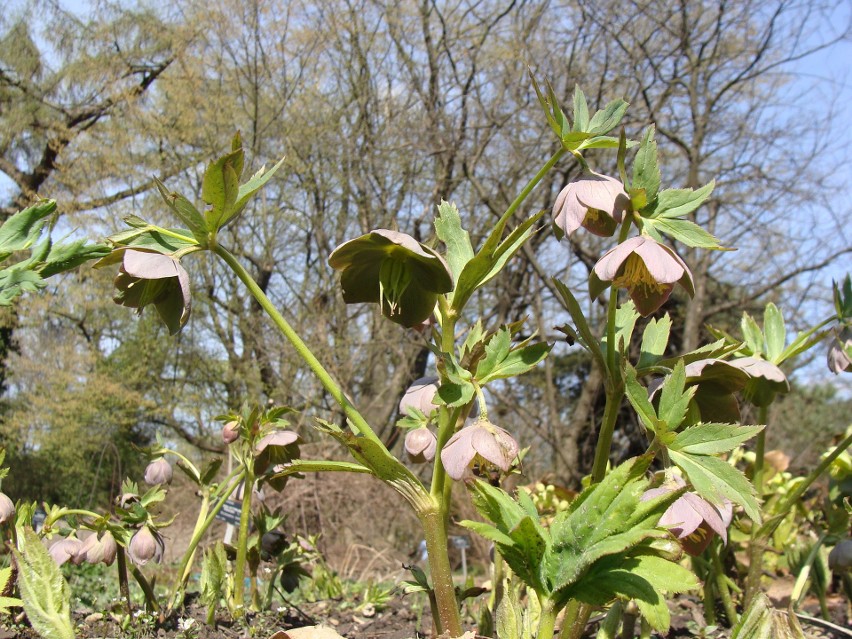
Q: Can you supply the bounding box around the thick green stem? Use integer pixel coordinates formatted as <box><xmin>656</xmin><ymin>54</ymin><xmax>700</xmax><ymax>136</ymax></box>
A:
<box><xmin>232</xmin><ymin>469</ymin><xmax>255</xmax><ymax>613</ymax></box>
<box><xmin>591</xmin><ymin>384</ymin><xmax>623</xmax><ymax>483</ymax></box>
<box><xmin>129</xmin><ymin>564</ymin><xmax>159</xmax><ymax>613</ymax></box>
<box><xmin>711</xmin><ymin>539</ymin><xmax>739</xmax><ymax>625</ymax></box>
<box><xmin>752</xmin><ymin>405</ymin><xmax>768</xmax><ymax>494</ymax></box>
<box><xmin>167</xmin><ymin>468</ymin><xmax>245</xmax><ymax>612</ymax></box>
<box><xmin>116</xmin><ymin>545</ymin><xmax>132</xmax><ymax>615</ymax></box>
<box><xmin>537</xmin><ymin>597</ymin><xmax>559</xmax><ymax>639</ymax></box>
<box><xmin>559</xmin><ymin>600</ymin><xmax>592</xmax><ymax>639</ymax></box>
<box><xmin>419</xmin><ymin>507</ymin><xmax>463</xmax><ymax>637</ymax></box>
<box><xmin>215</xmin><ymin>245</ymin><xmax>384</xmax><ymax>449</ymax></box>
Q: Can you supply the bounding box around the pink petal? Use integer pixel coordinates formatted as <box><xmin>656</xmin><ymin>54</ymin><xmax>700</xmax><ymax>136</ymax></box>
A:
<box><xmin>123</xmin><ymin>250</ymin><xmax>181</xmax><ymax>280</ymax></box>
<box><xmin>593</xmin><ymin>236</ymin><xmax>645</xmax><ymax>281</ymax></box>
<box><xmin>632</xmin><ymin>239</ymin><xmax>686</xmax><ymax>285</ymax></box>
<box><xmin>440</xmin><ymin>428</ymin><xmax>477</xmax><ymax>480</ymax></box>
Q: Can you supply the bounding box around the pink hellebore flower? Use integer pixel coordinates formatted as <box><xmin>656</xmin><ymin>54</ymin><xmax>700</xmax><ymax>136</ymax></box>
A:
<box><xmin>399</xmin><ymin>377</ymin><xmax>440</xmax><ymax>418</ymax></box>
<box><xmin>128</xmin><ymin>526</ymin><xmax>164</xmax><ymax>566</ymax></box>
<box><xmin>112</xmin><ymin>249</ymin><xmax>192</xmax><ymax>336</ymax></box>
<box><xmin>590</xmin><ymin>236</ymin><xmax>694</xmax><ymax>317</ymax></box>
<box><xmin>222</xmin><ymin>420</ymin><xmax>240</xmax><ymax>444</ymax></box>
<box><xmin>440</xmin><ymin>419</ymin><xmax>519</xmax><ymax>481</ymax></box>
<box><xmin>49</xmin><ymin>537</ymin><xmax>86</xmax><ymax>566</ymax></box>
<box><xmin>80</xmin><ymin>531</ymin><xmax>118</xmax><ymax>566</ymax></box>
<box><xmin>144</xmin><ymin>457</ymin><xmax>173</xmax><ymax>486</ymax></box>
<box><xmin>642</xmin><ymin>475</ymin><xmax>733</xmax><ymax>556</ymax></box>
<box><xmin>255</xmin><ymin>430</ymin><xmax>300</xmax><ymax>476</ymax></box>
<box><xmin>552</xmin><ymin>172</ymin><xmax>630</xmax><ymax>239</ymax></box>
<box><xmin>399</xmin><ymin>376</ymin><xmax>479</xmax><ymax>420</ymax></box>
<box><xmin>404</xmin><ymin>428</ymin><xmax>437</xmax><ymax>463</ymax></box>
<box><xmin>0</xmin><ymin>493</ymin><xmax>15</xmax><ymax>524</ymax></box>
<box><xmin>729</xmin><ymin>356</ymin><xmax>789</xmax><ymax>407</ymax></box>
<box><xmin>648</xmin><ymin>359</ymin><xmax>749</xmax><ymax>424</ymax></box>
<box><xmin>827</xmin><ymin>327</ymin><xmax>852</xmax><ymax>374</ymax></box>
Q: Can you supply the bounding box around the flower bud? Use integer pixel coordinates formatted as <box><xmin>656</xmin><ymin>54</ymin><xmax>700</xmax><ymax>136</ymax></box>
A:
<box><xmin>829</xmin><ymin>539</ymin><xmax>852</xmax><ymax>573</ymax></box>
<box><xmin>144</xmin><ymin>458</ymin><xmax>173</xmax><ymax>485</ymax></box>
<box><xmin>128</xmin><ymin>526</ymin><xmax>164</xmax><ymax>566</ymax></box>
<box><xmin>49</xmin><ymin>537</ymin><xmax>86</xmax><ymax>566</ymax></box>
<box><xmin>404</xmin><ymin>428</ymin><xmax>437</xmax><ymax>463</ymax></box>
<box><xmin>81</xmin><ymin>531</ymin><xmax>118</xmax><ymax>566</ymax></box>
<box><xmin>222</xmin><ymin>420</ymin><xmax>240</xmax><ymax>444</ymax></box>
<box><xmin>0</xmin><ymin>493</ymin><xmax>15</xmax><ymax>524</ymax></box>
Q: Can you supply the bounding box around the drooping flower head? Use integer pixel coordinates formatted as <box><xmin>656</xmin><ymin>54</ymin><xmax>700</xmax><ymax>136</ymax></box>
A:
<box><xmin>128</xmin><ymin>525</ymin><xmax>164</xmax><ymax>566</ymax></box>
<box><xmin>552</xmin><ymin>172</ymin><xmax>630</xmax><ymax>239</ymax></box>
<box><xmin>590</xmin><ymin>235</ymin><xmax>694</xmax><ymax>316</ymax></box>
<box><xmin>222</xmin><ymin>420</ymin><xmax>240</xmax><ymax>444</ymax></box>
<box><xmin>111</xmin><ymin>249</ymin><xmax>192</xmax><ymax>335</ymax></box>
<box><xmin>729</xmin><ymin>356</ymin><xmax>789</xmax><ymax>407</ymax></box>
<box><xmin>827</xmin><ymin>327</ymin><xmax>852</xmax><ymax>374</ymax></box>
<box><xmin>144</xmin><ymin>457</ymin><xmax>173</xmax><ymax>486</ymax></box>
<box><xmin>399</xmin><ymin>376</ymin><xmax>441</xmax><ymax>418</ymax></box>
<box><xmin>80</xmin><ymin>531</ymin><xmax>118</xmax><ymax>566</ymax></box>
<box><xmin>642</xmin><ymin>474</ymin><xmax>733</xmax><ymax>556</ymax></box>
<box><xmin>254</xmin><ymin>429</ymin><xmax>300</xmax><ymax>476</ymax></box>
<box><xmin>404</xmin><ymin>428</ymin><xmax>437</xmax><ymax>463</ymax></box>
<box><xmin>328</xmin><ymin>229</ymin><xmax>453</xmax><ymax>327</ymax></box>
<box><xmin>649</xmin><ymin>359</ymin><xmax>749</xmax><ymax>424</ymax></box>
<box><xmin>49</xmin><ymin>537</ymin><xmax>87</xmax><ymax>566</ymax></box>
<box><xmin>440</xmin><ymin>419</ymin><xmax>519</xmax><ymax>481</ymax></box>
<box><xmin>0</xmin><ymin>493</ymin><xmax>15</xmax><ymax>524</ymax></box>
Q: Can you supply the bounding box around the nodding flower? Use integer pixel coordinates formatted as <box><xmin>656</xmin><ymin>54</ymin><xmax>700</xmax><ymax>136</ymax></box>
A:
<box><xmin>440</xmin><ymin>419</ymin><xmax>519</xmax><ymax>481</ymax></box>
<box><xmin>552</xmin><ymin>172</ymin><xmax>630</xmax><ymax>239</ymax></box>
<box><xmin>144</xmin><ymin>457</ymin><xmax>173</xmax><ymax>486</ymax></box>
<box><xmin>404</xmin><ymin>428</ymin><xmax>437</xmax><ymax>463</ymax></box>
<box><xmin>329</xmin><ymin>229</ymin><xmax>453</xmax><ymax>328</ymax></box>
<box><xmin>128</xmin><ymin>525</ymin><xmax>164</xmax><ymax>566</ymax></box>
<box><xmin>589</xmin><ymin>235</ymin><xmax>694</xmax><ymax>316</ymax></box>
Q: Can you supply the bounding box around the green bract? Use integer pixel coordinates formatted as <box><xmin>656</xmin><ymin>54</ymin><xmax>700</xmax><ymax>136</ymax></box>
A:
<box><xmin>328</xmin><ymin>229</ymin><xmax>453</xmax><ymax>327</ymax></box>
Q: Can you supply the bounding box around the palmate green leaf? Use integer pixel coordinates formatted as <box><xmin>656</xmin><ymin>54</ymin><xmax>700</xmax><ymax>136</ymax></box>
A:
<box><xmin>632</xmin><ymin>126</ymin><xmax>660</xmax><ymax>203</ymax></box>
<box><xmin>668</xmin><ymin>423</ymin><xmax>764</xmax><ymax>456</ymax></box>
<box><xmin>547</xmin><ymin>456</ymin><xmax>682</xmax><ymax>604</ymax></box>
<box><xmin>587</xmin><ymin>98</ymin><xmax>629</xmax><ymax>136</ymax></box>
<box><xmin>669</xmin><ymin>449</ymin><xmax>761</xmax><ymax>522</ymax></box>
<box><xmin>741</xmin><ymin>312</ymin><xmax>765</xmax><ymax>355</ymax></box>
<box><xmin>637</xmin><ymin>314</ymin><xmax>671</xmax><ymax>370</ymax></box>
<box><xmin>13</xmin><ymin>528</ymin><xmax>75</xmax><ymax>639</ymax></box>
<box><xmin>452</xmin><ymin>209</ymin><xmax>543</xmax><ymax>313</ymax></box>
<box><xmin>652</xmin><ymin>181</ymin><xmax>715</xmax><ymax>219</ymax></box>
<box><xmin>657</xmin><ymin>360</ymin><xmax>695</xmax><ymax>429</ymax></box>
<box><xmin>462</xmin><ymin>480</ymin><xmax>550</xmax><ymax>593</ymax></box>
<box><xmin>229</xmin><ymin>156</ymin><xmax>286</xmax><ymax>227</ymax></box>
<box><xmin>476</xmin><ymin>327</ymin><xmax>512</xmax><ymax>380</ymax></box>
<box><xmin>202</xmin><ymin>148</ymin><xmax>242</xmax><ymax>230</ymax></box>
<box><xmin>576</xmin><ymin>135</ymin><xmax>625</xmax><ymax>150</ymax></box>
<box><xmin>572</xmin><ymin>85</ymin><xmax>590</xmax><ymax>132</ymax></box>
<box><xmin>0</xmin><ymin>266</ymin><xmax>45</xmax><ymax>305</ymax></box>
<box><xmin>38</xmin><ymin>239</ymin><xmax>110</xmax><ymax>278</ymax></box>
<box><xmin>0</xmin><ymin>199</ymin><xmax>55</xmax><ymax>262</ymax></box>
<box><xmin>476</xmin><ymin>329</ymin><xmax>551</xmax><ymax>384</ymax></box>
<box><xmin>601</xmin><ymin>301</ymin><xmax>639</xmax><ymax>356</ymax></box>
<box><xmin>625</xmin><ymin>365</ymin><xmax>664</xmax><ymax>436</ymax></box>
<box><xmin>763</xmin><ymin>303</ymin><xmax>786</xmax><ymax>362</ymax></box>
<box><xmin>155</xmin><ymin>178</ymin><xmax>208</xmax><ymax>242</ymax></box>
<box><xmin>646</xmin><ymin>217</ymin><xmax>725</xmax><ymax>249</ymax></box>
<box><xmin>434</xmin><ymin>201</ymin><xmax>474</xmax><ymax>291</ymax></box>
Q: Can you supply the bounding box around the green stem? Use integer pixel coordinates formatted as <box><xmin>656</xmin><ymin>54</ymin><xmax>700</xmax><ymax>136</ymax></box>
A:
<box><xmin>559</xmin><ymin>600</ymin><xmax>592</xmax><ymax>639</ymax></box>
<box><xmin>745</xmin><ymin>429</ymin><xmax>852</xmax><ymax>609</ymax></box>
<box><xmin>167</xmin><ymin>468</ymin><xmax>246</xmax><ymax>612</ymax></box>
<box><xmin>214</xmin><ymin>245</ymin><xmax>384</xmax><ymax>449</ymax></box>
<box><xmin>491</xmin><ymin>149</ymin><xmax>565</xmax><ymax>242</ymax></box>
<box><xmin>419</xmin><ymin>506</ymin><xmax>463</xmax><ymax>638</ymax></box>
<box><xmin>116</xmin><ymin>545</ymin><xmax>132</xmax><ymax>615</ymax></box>
<box><xmin>591</xmin><ymin>383</ymin><xmax>623</xmax><ymax>483</ymax></box>
<box><xmin>752</xmin><ymin>405</ymin><xmax>768</xmax><ymax>495</ymax></box>
<box><xmin>791</xmin><ymin>533</ymin><xmax>827</xmax><ymax>610</ymax></box>
<box><xmin>537</xmin><ymin>596</ymin><xmax>558</xmax><ymax>639</ymax></box>
<box><xmin>129</xmin><ymin>564</ymin><xmax>159</xmax><ymax>613</ymax></box>
<box><xmin>232</xmin><ymin>469</ymin><xmax>255</xmax><ymax>613</ymax></box>
<box><xmin>45</xmin><ymin>507</ymin><xmax>103</xmax><ymax>530</ymax></box>
<box><xmin>711</xmin><ymin>539</ymin><xmax>739</xmax><ymax>625</ymax></box>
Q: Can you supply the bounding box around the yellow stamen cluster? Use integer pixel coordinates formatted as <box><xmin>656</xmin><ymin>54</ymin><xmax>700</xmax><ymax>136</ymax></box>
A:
<box><xmin>611</xmin><ymin>254</ymin><xmax>669</xmax><ymax>296</ymax></box>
